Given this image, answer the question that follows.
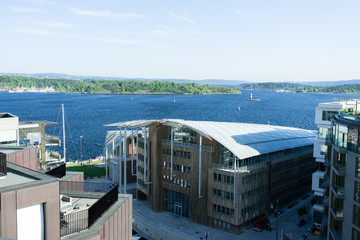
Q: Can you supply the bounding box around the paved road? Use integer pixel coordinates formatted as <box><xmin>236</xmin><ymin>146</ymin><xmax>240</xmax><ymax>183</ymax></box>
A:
<box><xmin>133</xmin><ymin>193</ymin><xmax>324</xmax><ymax>240</ymax></box>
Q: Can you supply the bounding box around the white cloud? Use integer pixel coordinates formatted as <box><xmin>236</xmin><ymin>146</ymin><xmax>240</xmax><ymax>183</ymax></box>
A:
<box><xmin>167</xmin><ymin>11</ymin><xmax>197</xmax><ymax>26</ymax></box>
<box><xmin>69</xmin><ymin>7</ymin><xmax>144</xmax><ymax>20</ymax></box>
<box><xmin>90</xmin><ymin>37</ymin><xmax>148</xmax><ymax>46</ymax></box>
<box><xmin>235</xmin><ymin>9</ymin><xmax>247</xmax><ymax>15</ymax></box>
<box><xmin>9</xmin><ymin>6</ymin><xmax>41</xmax><ymax>13</ymax></box>
<box><xmin>153</xmin><ymin>29</ymin><xmax>167</xmax><ymax>35</ymax></box>
<box><xmin>13</xmin><ymin>28</ymin><xmax>52</xmax><ymax>36</ymax></box>
<box><xmin>36</xmin><ymin>20</ymin><xmax>74</xmax><ymax>28</ymax></box>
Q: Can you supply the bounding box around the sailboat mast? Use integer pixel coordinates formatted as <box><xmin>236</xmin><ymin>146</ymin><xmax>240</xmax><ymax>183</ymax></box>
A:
<box><xmin>62</xmin><ymin>103</ymin><xmax>66</xmax><ymax>162</ymax></box>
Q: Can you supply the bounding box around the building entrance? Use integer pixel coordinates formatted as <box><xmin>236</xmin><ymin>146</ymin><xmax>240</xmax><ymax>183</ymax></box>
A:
<box><xmin>174</xmin><ymin>203</ymin><xmax>182</xmax><ymax>216</ymax></box>
<box><xmin>164</xmin><ymin>189</ymin><xmax>189</xmax><ymax>218</ymax></box>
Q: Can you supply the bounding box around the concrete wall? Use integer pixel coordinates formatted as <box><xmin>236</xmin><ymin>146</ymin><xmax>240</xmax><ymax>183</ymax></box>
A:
<box><xmin>6</xmin><ymin>147</ymin><xmax>38</xmax><ymax>170</ymax></box>
<box><xmin>99</xmin><ymin>195</ymin><xmax>133</xmax><ymax>240</ymax></box>
<box><xmin>0</xmin><ymin>181</ymin><xmax>60</xmax><ymax>240</ymax></box>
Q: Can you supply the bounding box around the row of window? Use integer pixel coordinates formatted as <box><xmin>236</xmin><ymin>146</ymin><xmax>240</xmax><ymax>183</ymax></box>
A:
<box><xmin>272</xmin><ymin>157</ymin><xmax>312</xmax><ymax>175</ymax></box>
<box><xmin>242</xmin><ymin>171</ymin><xmax>267</xmax><ymax>184</ymax></box>
<box><xmin>240</xmin><ymin>200</ymin><xmax>266</xmax><ymax>217</ymax></box>
<box><xmin>212</xmin><ymin>204</ymin><xmax>235</xmax><ymax>217</ymax></box>
<box><xmin>138</xmin><ymin>166</ymin><xmax>146</xmax><ymax>175</ymax></box>
<box><xmin>138</xmin><ymin>141</ymin><xmax>145</xmax><ymax>149</ymax></box>
<box><xmin>163</xmin><ymin>148</ymin><xmax>192</xmax><ymax>160</ymax></box>
<box><xmin>213</xmin><ymin>219</ymin><xmax>231</xmax><ymax>230</ymax></box>
<box><xmin>241</xmin><ymin>185</ymin><xmax>267</xmax><ymax>200</ymax></box>
<box><xmin>162</xmin><ymin>161</ymin><xmax>191</xmax><ymax>174</ymax></box>
<box><xmin>163</xmin><ymin>175</ymin><xmax>191</xmax><ymax>189</ymax></box>
<box><xmin>213</xmin><ymin>188</ymin><xmax>234</xmax><ymax>201</ymax></box>
<box><xmin>138</xmin><ymin>153</ymin><xmax>147</xmax><ymax>162</ymax></box>
<box><xmin>213</xmin><ymin>173</ymin><xmax>234</xmax><ymax>185</ymax></box>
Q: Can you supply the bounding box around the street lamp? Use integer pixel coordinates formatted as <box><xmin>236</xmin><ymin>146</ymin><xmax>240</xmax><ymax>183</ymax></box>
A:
<box><xmin>80</xmin><ymin>136</ymin><xmax>83</xmax><ymax>162</ymax></box>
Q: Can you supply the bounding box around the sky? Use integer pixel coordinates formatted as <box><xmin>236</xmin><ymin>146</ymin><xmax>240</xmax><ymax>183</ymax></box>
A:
<box><xmin>0</xmin><ymin>0</ymin><xmax>359</xmax><ymax>82</ymax></box>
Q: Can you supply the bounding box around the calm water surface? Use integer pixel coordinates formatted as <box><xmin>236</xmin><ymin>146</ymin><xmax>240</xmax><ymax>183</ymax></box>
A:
<box><xmin>1</xmin><ymin>90</ymin><xmax>358</xmax><ymax>160</ymax></box>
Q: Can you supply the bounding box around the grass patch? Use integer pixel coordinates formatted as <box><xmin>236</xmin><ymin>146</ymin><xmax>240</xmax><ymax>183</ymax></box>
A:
<box><xmin>66</xmin><ymin>160</ymin><xmax>106</xmax><ymax>178</ymax></box>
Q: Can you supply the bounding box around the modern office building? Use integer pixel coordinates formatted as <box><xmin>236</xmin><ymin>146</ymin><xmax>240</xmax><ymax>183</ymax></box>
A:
<box><xmin>311</xmin><ymin>99</ymin><xmax>360</xmax><ymax>239</ymax></box>
<box><xmin>107</xmin><ymin>119</ymin><xmax>317</xmax><ymax>233</ymax></box>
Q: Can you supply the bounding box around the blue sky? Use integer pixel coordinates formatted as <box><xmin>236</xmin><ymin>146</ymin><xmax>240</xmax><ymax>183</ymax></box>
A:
<box><xmin>1</xmin><ymin>0</ymin><xmax>359</xmax><ymax>82</ymax></box>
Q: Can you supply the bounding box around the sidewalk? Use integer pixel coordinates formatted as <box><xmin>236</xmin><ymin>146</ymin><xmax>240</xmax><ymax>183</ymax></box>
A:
<box><xmin>132</xmin><ymin>193</ymin><xmax>323</xmax><ymax>240</ymax></box>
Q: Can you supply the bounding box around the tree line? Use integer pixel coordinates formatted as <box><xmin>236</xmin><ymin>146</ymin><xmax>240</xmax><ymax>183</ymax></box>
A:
<box><xmin>0</xmin><ymin>75</ymin><xmax>240</xmax><ymax>95</ymax></box>
<box><xmin>239</xmin><ymin>82</ymin><xmax>360</xmax><ymax>93</ymax></box>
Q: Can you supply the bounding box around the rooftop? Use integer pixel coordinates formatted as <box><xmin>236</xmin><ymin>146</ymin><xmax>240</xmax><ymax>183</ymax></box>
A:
<box><xmin>0</xmin><ymin>162</ymin><xmax>56</xmax><ymax>192</ymax></box>
<box><xmin>107</xmin><ymin>119</ymin><xmax>317</xmax><ymax>160</ymax></box>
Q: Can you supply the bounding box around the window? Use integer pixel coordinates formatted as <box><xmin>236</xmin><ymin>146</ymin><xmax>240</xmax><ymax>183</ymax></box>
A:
<box><xmin>354</xmin><ymin>205</ymin><xmax>360</xmax><ymax>228</ymax></box>
<box><xmin>353</xmin><ymin>228</ymin><xmax>360</xmax><ymax>240</ymax></box>
<box><xmin>356</xmin><ymin>158</ymin><xmax>360</xmax><ymax>178</ymax></box>
<box><xmin>213</xmin><ymin>188</ymin><xmax>217</xmax><ymax>196</ymax></box>
<box><xmin>227</xmin><ymin>176</ymin><xmax>230</xmax><ymax>184</ymax></box>
<box><xmin>355</xmin><ymin>182</ymin><xmax>360</xmax><ymax>203</ymax></box>
<box><xmin>214</xmin><ymin>173</ymin><xmax>217</xmax><ymax>181</ymax></box>
<box><xmin>322</xmin><ymin>110</ymin><xmax>338</xmax><ymax>121</ymax></box>
<box><xmin>213</xmin><ymin>204</ymin><xmax>216</xmax><ymax>212</ymax></box>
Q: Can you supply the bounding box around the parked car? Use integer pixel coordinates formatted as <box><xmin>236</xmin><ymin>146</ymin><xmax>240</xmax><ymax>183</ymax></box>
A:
<box><xmin>254</xmin><ymin>217</ymin><xmax>270</xmax><ymax>232</ymax></box>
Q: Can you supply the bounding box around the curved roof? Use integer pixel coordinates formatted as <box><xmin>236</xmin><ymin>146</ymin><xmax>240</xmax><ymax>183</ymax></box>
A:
<box><xmin>106</xmin><ymin>119</ymin><xmax>316</xmax><ymax>160</ymax></box>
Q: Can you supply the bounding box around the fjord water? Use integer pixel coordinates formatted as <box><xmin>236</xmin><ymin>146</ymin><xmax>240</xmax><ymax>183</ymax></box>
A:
<box><xmin>1</xmin><ymin>90</ymin><xmax>358</xmax><ymax>160</ymax></box>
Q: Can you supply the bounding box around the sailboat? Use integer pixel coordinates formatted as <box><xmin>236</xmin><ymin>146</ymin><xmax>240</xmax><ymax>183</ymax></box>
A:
<box><xmin>61</xmin><ymin>103</ymin><xmax>66</xmax><ymax>162</ymax></box>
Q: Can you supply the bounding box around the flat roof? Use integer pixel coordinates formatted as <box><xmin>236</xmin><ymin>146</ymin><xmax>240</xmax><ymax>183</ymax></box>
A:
<box><xmin>0</xmin><ymin>146</ymin><xmax>35</xmax><ymax>155</ymax></box>
<box><xmin>0</xmin><ymin>162</ymin><xmax>56</xmax><ymax>192</ymax></box>
<box><xmin>0</xmin><ymin>113</ymin><xmax>17</xmax><ymax>118</ymax></box>
<box><xmin>107</xmin><ymin>119</ymin><xmax>316</xmax><ymax>160</ymax></box>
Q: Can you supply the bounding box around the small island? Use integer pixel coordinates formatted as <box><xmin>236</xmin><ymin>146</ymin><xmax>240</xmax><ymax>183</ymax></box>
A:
<box><xmin>0</xmin><ymin>75</ymin><xmax>240</xmax><ymax>95</ymax></box>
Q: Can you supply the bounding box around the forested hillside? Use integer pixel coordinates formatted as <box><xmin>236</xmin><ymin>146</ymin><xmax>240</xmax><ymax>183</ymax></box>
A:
<box><xmin>240</xmin><ymin>82</ymin><xmax>360</xmax><ymax>93</ymax></box>
<box><xmin>0</xmin><ymin>75</ymin><xmax>240</xmax><ymax>95</ymax></box>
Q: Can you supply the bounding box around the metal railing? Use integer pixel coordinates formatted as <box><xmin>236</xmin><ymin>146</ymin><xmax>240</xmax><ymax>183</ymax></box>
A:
<box><xmin>0</xmin><ymin>154</ymin><xmax>6</xmax><ymax>176</ymax></box>
<box><xmin>45</xmin><ymin>163</ymin><xmax>65</xmax><ymax>178</ymax></box>
<box><xmin>60</xmin><ymin>183</ymin><xmax>119</xmax><ymax>237</ymax></box>
<box><xmin>161</xmin><ymin>139</ymin><xmax>214</xmax><ymax>152</ymax></box>
<box><xmin>88</xmin><ymin>184</ymin><xmax>119</xmax><ymax>227</ymax></box>
<box><xmin>60</xmin><ymin>181</ymin><xmax>114</xmax><ymax>194</ymax></box>
<box><xmin>60</xmin><ymin>209</ymin><xmax>88</xmax><ymax>237</ymax></box>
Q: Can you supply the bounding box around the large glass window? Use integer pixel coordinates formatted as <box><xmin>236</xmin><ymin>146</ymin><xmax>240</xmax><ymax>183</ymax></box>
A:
<box><xmin>167</xmin><ymin>126</ymin><xmax>196</xmax><ymax>144</ymax></box>
<box><xmin>218</xmin><ymin>144</ymin><xmax>235</xmax><ymax>166</ymax></box>
<box><xmin>334</xmin><ymin>124</ymin><xmax>348</xmax><ymax>148</ymax></box>
<box><xmin>322</xmin><ymin>111</ymin><xmax>339</xmax><ymax>121</ymax></box>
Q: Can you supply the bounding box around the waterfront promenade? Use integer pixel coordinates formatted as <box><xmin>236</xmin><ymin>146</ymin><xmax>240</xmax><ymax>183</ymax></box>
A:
<box><xmin>133</xmin><ymin>194</ymin><xmax>323</xmax><ymax>240</ymax></box>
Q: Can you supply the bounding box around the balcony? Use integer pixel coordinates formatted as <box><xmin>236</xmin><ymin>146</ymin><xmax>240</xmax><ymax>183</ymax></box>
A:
<box><xmin>331</xmin><ymin>207</ymin><xmax>344</xmax><ymax>220</ymax></box>
<box><xmin>161</xmin><ymin>139</ymin><xmax>214</xmax><ymax>152</ymax></box>
<box><xmin>59</xmin><ymin>181</ymin><xmax>118</xmax><ymax>237</ymax></box>
<box><xmin>45</xmin><ymin>135</ymin><xmax>61</xmax><ymax>146</ymax></box>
